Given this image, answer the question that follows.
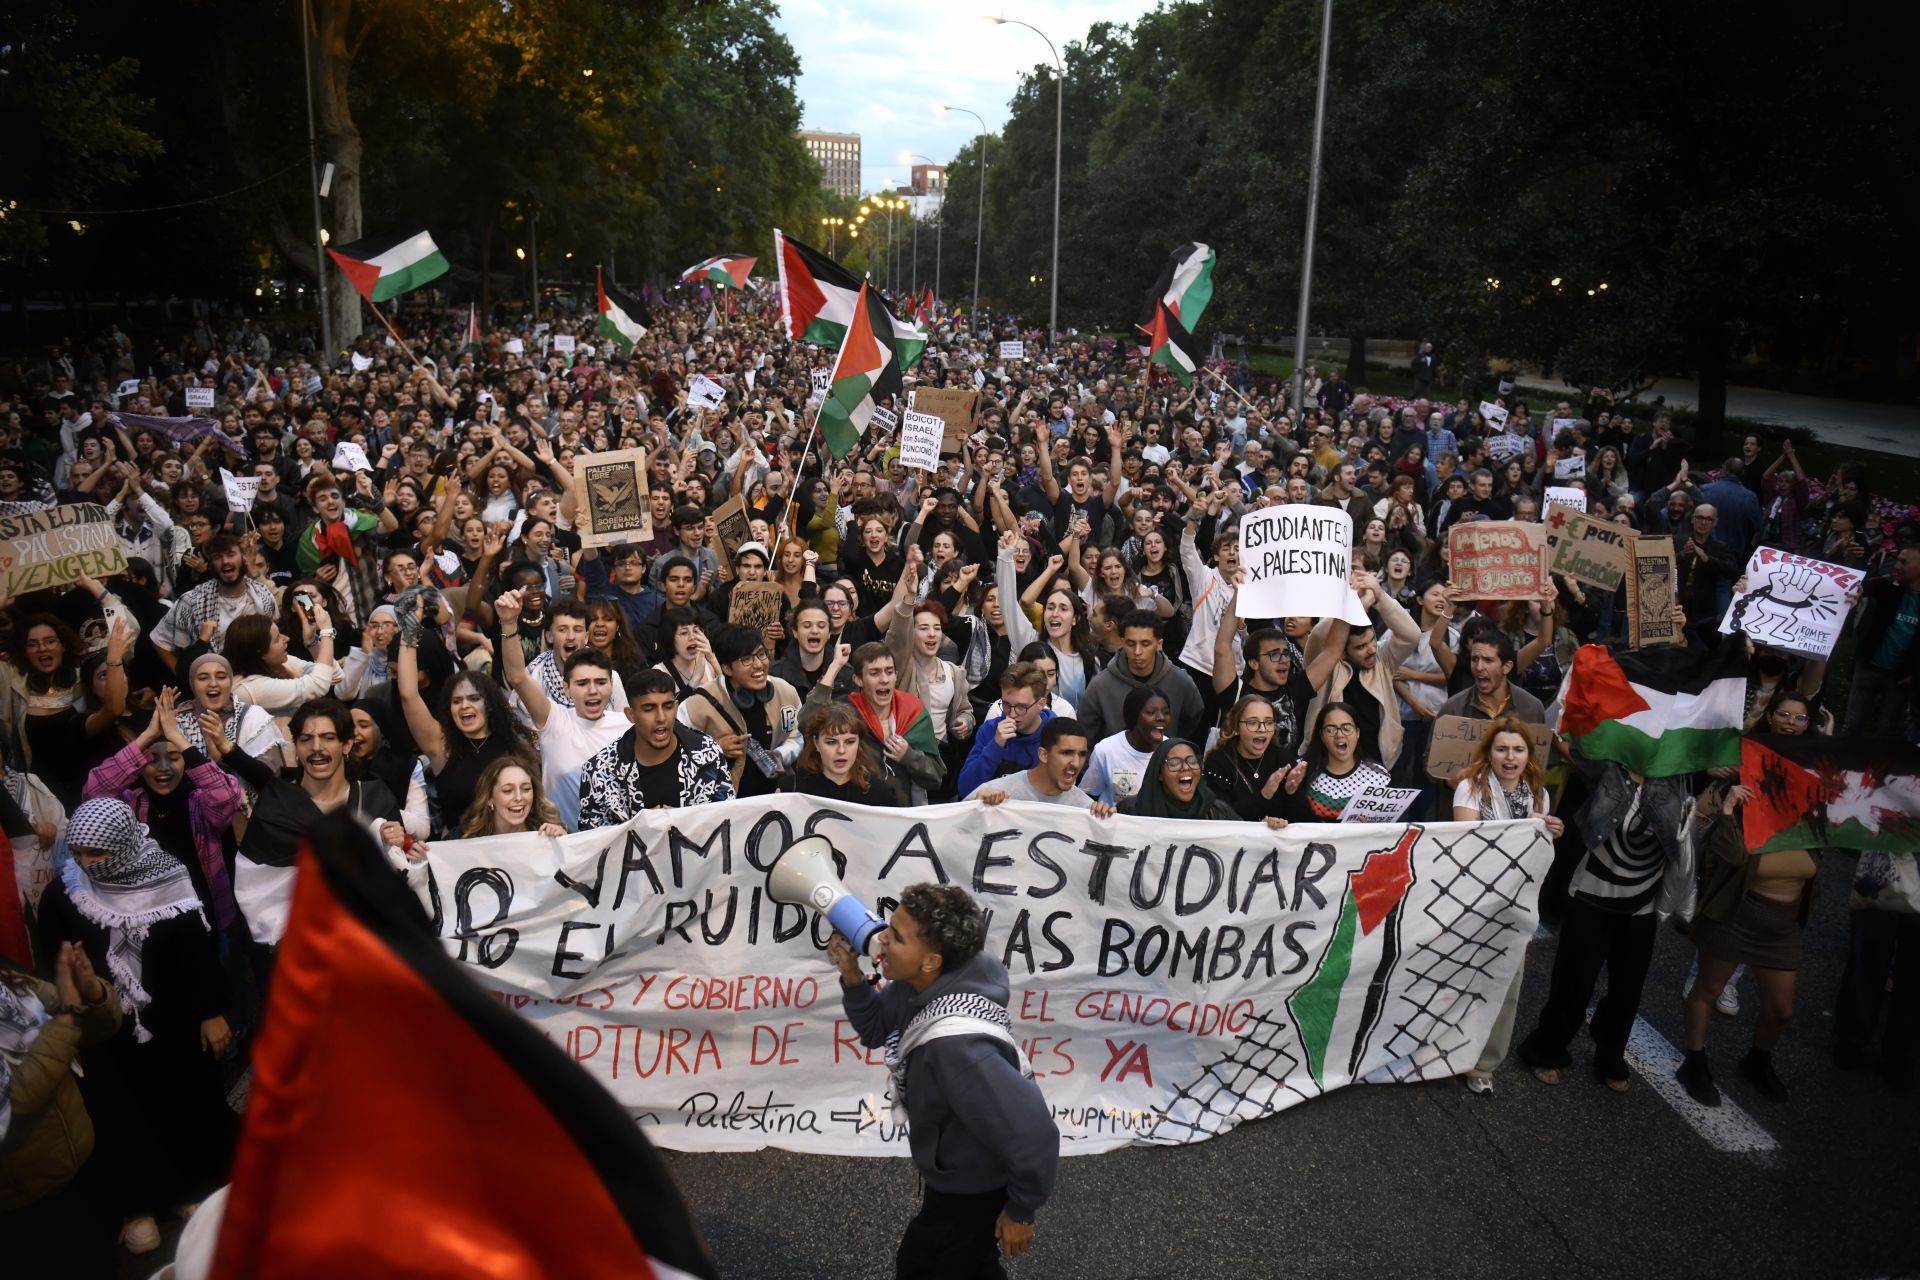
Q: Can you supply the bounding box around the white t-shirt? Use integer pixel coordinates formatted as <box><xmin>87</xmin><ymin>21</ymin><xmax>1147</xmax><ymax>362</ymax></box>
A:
<box><xmin>1082</xmin><ymin>732</ymin><xmax>1154</xmax><ymax>806</ymax></box>
<box><xmin>1450</xmin><ymin>777</ymin><xmax>1550</xmax><ymax>821</ymax></box>
<box><xmin>538</xmin><ymin>707</ymin><xmax>629</xmax><ymax>830</ymax></box>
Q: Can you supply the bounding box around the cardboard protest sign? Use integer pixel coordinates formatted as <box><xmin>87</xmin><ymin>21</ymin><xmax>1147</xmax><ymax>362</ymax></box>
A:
<box><xmin>416</xmin><ymin>792</ymin><xmax>1553</xmax><ymax>1154</ymax></box>
<box><xmin>1719</xmin><ymin>546</ymin><xmax>1862</xmax><ymax>659</ymax></box>
<box><xmin>727</xmin><ymin>579</ymin><xmax>785</xmax><ymax>633</ymax></box>
<box><xmin>1625</xmin><ymin>534</ymin><xmax>1680</xmax><ymax>648</ymax></box>
<box><xmin>1236</xmin><ymin>505</ymin><xmax>1369</xmax><ymax>624</ymax></box>
<box><xmin>688</xmin><ymin>373</ymin><xmax>727</xmax><ymax>411</ymax></box>
<box><xmin>553</xmin><ymin>334</ymin><xmax>577</xmax><ymax>353</ymax></box>
<box><xmin>184</xmin><ymin>385</ymin><xmax>215</xmax><ymax>410</ymax></box>
<box><xmin>572</xmin><ymin>447</ymin><xmax>652</xmax><ymax>548</ymax></box>
<box><xmin>1479</xmin><ymin>401</ymin><xmax>1509</xmax><ymax>428</ymax></box>
<box><xmin>0</xmin><ymin>504</ymin><xmax>129</xmax><ymax>596</ymax></box>
<box><xmin>1448</xmin><ymin>521</ymin><xmax>1550</xmax><ymax>599</ymax></box>
<box><xmin>331</xmin><ymin>441</ymin><xmax>371</xmax><ymax>472</ymax></box>
<box><xmin>999</xmin><ymin>340</ymin><xmax>1025</xmax><ymax>361</ymax></box>
<box><xmin>220</xmin><ymin>467</ymin><xmax>260</xmax><ymax>514</ymax></box>
<box><xmin>1425</xmin><ymin>715</ymin><xmax>1555</xmax><ymax>781</ymax></box>
<box><xmin>897</xmin><ymin>409</ymin><xmax>943</xmax><ymax>472</ymax></box>
<box><xmin>1338</xmin><ymin>786</ymin><xmax>1422</xmax><ymax>824</ymax></box>
<box><xmin>1552</xmin><ymin>452</ymin><xmax>1586</xmax><ymax>480</ymax></box>
<box><xmin>912</xmin><ymin>387</ymin><xmax>980</xmax><ymax>455</ymax></box>
<box><xmin>709</xmin><ymin>494</ymin><xmax>752</xmax><ymax>561</ymax></box>
<box><xmin>1544</xmin><ymin>486</ymin><xmax>1586</xmax><ymax>513</ymax></box>
<box><xmin>1485</xmin><ymin>433</ymin><xmax>1527</xmax><ymax>463</ymax></box>
<box><xmin>1545</xmin><ymin>504</ymin><xmax>1628</xmax><ymax>590</ymax></box>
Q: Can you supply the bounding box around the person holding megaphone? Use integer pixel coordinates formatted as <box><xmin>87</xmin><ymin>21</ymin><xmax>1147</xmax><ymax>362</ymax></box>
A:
<box><xmin>776</xmin><ymin>835</ymin><xmax>1057</xmax><ymax>1276</ymax></box>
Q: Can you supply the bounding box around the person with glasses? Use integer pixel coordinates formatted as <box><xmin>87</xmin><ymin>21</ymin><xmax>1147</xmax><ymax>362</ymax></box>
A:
<box><xmin>676</xmin><ymin>623</ymin><xmax>803</xmax><ymax>797</ymax></box>
<box><xmin>1280</xmin><ymin>703</ymin><xmax>1391</xmax><ymax>823</ymax></box>
<box><xmin>1204</xmin><ymin>695</ymin><xmax>1293</xmax><ymax>824</ymax></box>
<box><xmin>957</xmin><ymin>662</ymin><xmax>1056</xmax><ymax>799</ymax></box>
<box><xmin>1121</xmin><ymin>738</ymin><xmax>1281</xmax><ymax>826</ymax></box>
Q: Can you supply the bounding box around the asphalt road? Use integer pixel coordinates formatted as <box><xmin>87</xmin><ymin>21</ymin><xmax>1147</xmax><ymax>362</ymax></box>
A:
<box><xmin>1513</xmin><ymin>375</ymin><xmax>1920</xmax><ymax>457</ymax></box>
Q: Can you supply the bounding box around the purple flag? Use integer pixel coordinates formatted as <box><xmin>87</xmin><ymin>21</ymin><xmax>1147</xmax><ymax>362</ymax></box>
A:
<box><xmin>110</xmin><ymin>412</ymin><xmax>248</xmax><ymax>457</ymax></box>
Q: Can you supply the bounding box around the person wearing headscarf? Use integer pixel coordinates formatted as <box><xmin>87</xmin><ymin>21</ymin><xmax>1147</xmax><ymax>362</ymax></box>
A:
<box><xmin>1120</xmin><ymin>738</ymin><xmax>1284</xmax><ymax>828</ymax></box>
<box><xmin>348</xmin><ymin>696</ymin><xmax>429</xmax><ymax>841</ymax></box>
<box><xmin>32</xmin><ymin>797</ymin><xmax>235</xmax><ymax>1256</ymax></box>
<box><xmin>176</xmin><ymin>651</ymin><xmax>282</xmax><ymax>774</ymax></box>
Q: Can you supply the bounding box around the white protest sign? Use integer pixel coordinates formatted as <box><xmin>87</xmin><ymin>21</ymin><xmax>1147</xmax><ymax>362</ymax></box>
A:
<box><xmin>1237</xmin><ymin>504</ymin><xmax>1369</xmax><ymax>624</ymax></box>
<box><xmin>810</xmin><ymin>367</ymin><xmax>831</xmax><ymax>396</ymax></box>
<box><xmin>1338</xmin><ymin>786</ymin><xmax>1422</xmax><ymax>824</ymax></box>
<box><xmin>534</xmin><ymin>322</ymin><xmax>551</xmax><ymax>334</ymax></box>
<box><xmin>184</xmin><ymin>385</ymin><xmax>215</xmax><ymax>410</ymax></box>
<box><xmin>1544</xmin><ymin>485</ymin><xmax>1586</xmax><ymax>513</ymax></box>
<box><xmin>116</xmin><ymin>378</ymin><xmax>141</xmax><ymax>399</ymax></box>
<box><xmin>305</xmin><ymin>374</ymin><xmax>323</xmax><ymax>394</ymax></box>
<box><xmin>1485</xmin><ymin>433</ymin><xmax>1526</xmax><ymax>463</ymax></box>
<box><xmin>331</xmin><ymin>441</ymin><xmax>371</xmax><ymax>473</ymax></box>
<box><xmin>1719</xmin><ymin>546</ymin><xmax>1864</xmax><ymax>660</ymax></box>
<box><xmin>350</xmin><ymin>352</ymin><xmax>373</xmax><ymax>372</ymax></box>
<box><xmin>687</xmin><ymin>374</ymin><xmax>727</xmax><ymax>412</ymax></box>
<box><xmin>219</xmin><ymin>467</ymin><xmax>260</xmax><ymax>513</ymax></box>
<box><xmin>745</xmin><ymin>369</ymin><xmax>756</xmax><ymax>391</ymax></box>
<box><xmin>505</xmin><ymin>338</ymin><xmax>525</xmax><ymax>355</ymax></box>
<box><xmin>1000</xmin><ymin>340</ymin><xmax>1025</xmax><ymax>361</ymax></box>
<box><xmin>553</xmin><ymin>333</ymin><xmax>577</xmax><ymax>353</ymax></box>
<box><xmin>1550</xmin><ymin>417</ymin><xmax>1578</xmax><ymax>433</ymax></box>
<box><xmin>410</xmin><ymin>793</ymin><xmax>1552</xmax><ymax>1155</ymax></box>
<box><xmin>897</xmin><ymin>409</ymin><xmax>943</xmax><ymax>471</ymax></box>
<box><xmin>1479</xmin><ymin>401</ymin><xmax>1508</xmax><ymax>429</ymax></box>
<box><xmin>869</xmin><ymin>404</ymin><xmax>899</xmax><ymax>435</ymax></box>
<box><xmin>1552</xmin><ymin>453</ymin><xmax>1586</xmax><ymax>480</ymax></box>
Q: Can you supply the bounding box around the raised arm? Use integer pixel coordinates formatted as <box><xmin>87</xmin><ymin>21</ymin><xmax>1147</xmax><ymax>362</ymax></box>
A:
<box><xmin>493</xmin><ymin>588</ymin><xmax>550</xmax><ymax>729</ymax></box>
<box><xmin>1212</xmin><ymin>586</ymin><xmax>1242</xmax><ymax>694</ymax></box>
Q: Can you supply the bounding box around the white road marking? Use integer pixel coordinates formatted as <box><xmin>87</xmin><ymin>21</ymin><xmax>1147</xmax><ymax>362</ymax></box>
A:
<box><xmin>1623</xmin><ymin>1015</ymin><xmax>1778</xmax><ymax>1156</ymax></box>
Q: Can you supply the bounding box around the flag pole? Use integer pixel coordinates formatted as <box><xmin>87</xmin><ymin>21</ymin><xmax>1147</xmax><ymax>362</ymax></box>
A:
<box><xmin>1204</xmin><ymin>365</ymin><xmax>1258</xmax><ymax>410</ymax></box>
<box><xmin>367</xmin><ymin>300</ymin><xmax>429</xmax><ymax>372</ymax></box>
<box><xmin>778</xmin><ymin>401</ymin><xmax>827</xmax><ymax>539</ymax></box>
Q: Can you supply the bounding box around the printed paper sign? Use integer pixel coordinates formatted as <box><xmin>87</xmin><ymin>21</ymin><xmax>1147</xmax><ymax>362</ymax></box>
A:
<box><xmin>553</xmin><ymin>334</ymin><xmax>577</xmax><ymax>353</ymax></box>
<box><xmin>534</xmin><ymin>322</ymin><xmax>551</xmax><ymax>334</ymax></box>
<box><xmin>1479</xmin><ymin>401</ymin><xmax>1509</xmax><ymax>428</ymax></box>
<box><xmin>0</xmin><ymin>504</ymin><xmax>129</xmax><ymax>596</ymax></box>
<box><xmin>869</xmin><ymin>405</ymin><xmax>899</xmax><ymax>435</ymax></box>
<box><xmin>1545</xmin><ymin>505</ymin><xmax>1628</xmax><ymax>590</ymax></box>
<box><xmin>810</xmin><ymin>368</ymin><xmax>831</xmax><ymax>396</ymax></box>
<box><xmin>1338</xmin><ymin>786</ymin><xmax>1422</xmax><ymax>824</ymax></box>
<box><xmin>350</xmin><ymin>352</ymin><xmax>373</xmax><ymax>372</ymax></box>
<box><xmin>411</xmin><ymin>794</ymin><xmax>1553</xmax><ymax>1155</ymax></box>
<box><xmin>505</xmin><ymin>338</ymin><xmax>525</xmax><ymax>355</ymax></box>
<box><xmin>1448</xmin><ymin>521</ymin><xmax>1550</xmax><ymax>599</ymax></box>
<box><xmin>897</xmin><ymin>409</ymin><xmax>944</xmax><ymax>471</ymax></box>
<box><xmin>331</xmin><ymin>441</ymin><xmax>371</xmax><ymax>473</ymax></box>
<box><xmin>1485</xmin><ymin>433</ymin><xmax>1526</xmax><ymax>463</ymax></box>
<box><xmin>573</xmin><ymin>447</ymin><xmax>653</xmax><ymax>548</ymax></box>
<box><xmin>688</xmin><ymin>374</ymin><xmax>727</xmax><ymax>412</ymax></box>
<box><xmin>1553</xmin><ymin>453</ymin><xmax>1586</xmax><ymax>480</ymax></box>
<box><xmin>1425</xmin><ymin>716</ymin><xmax>1555</xmax><ymax>781</ymax></box>
<box><xmin>1550</xmin><ymin>417</ymin><xmax>1578</xmax><ymax>433</ymax></box>
<box><xmin>116</xmin><ymin>378</ymin><xmax>141</xmax><ymax>399</ymax></box>
<box><xmin>1626</xmin><ymin>534</ymin><xmax>1680</xmax><ymax>648</ymax></box>
<box><xmin>1544</xmin><ymin>486</ymin><xmax>1586</xmax><ymax>513</ymax></box>
<box><xmin>184</xmin><ymin>385</ymin><xmax>215</xmax><ymax>409</ymax></box>
<box><xmin>1000</xmin><ymin>340</ymin><xmax>1025</xmax><ymax>361</ymax></box>
<box><xmin>1237</xmin><ymin>505</ymin><xmax>1369</xmax><ymax>624</ymax></box>
<box><xmin>220</xmin><ymin>467</ymin><xmax>260</xmax><ymax>513</ymax></box>
<box><xmin>1720</xmin><ymin>546</ymin><xmax>1862</xmax><ymax>659</ymax></box>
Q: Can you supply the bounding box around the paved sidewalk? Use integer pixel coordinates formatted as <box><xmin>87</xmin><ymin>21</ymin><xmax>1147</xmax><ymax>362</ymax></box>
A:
<box><xmin>1516</xmin><ymin>375</ymin><xmax>1920</xmax><ymax>455</ymax></box>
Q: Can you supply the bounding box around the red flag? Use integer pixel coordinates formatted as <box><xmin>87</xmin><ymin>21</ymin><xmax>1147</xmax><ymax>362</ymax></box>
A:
<box><xmin>210</xmin><ymin>818</ymin><xmax>716</xmax><ymax>1280</ymax></box>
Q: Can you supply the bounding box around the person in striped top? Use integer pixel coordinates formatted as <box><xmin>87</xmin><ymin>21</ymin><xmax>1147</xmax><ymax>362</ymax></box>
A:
<box><xmin>1280</xmin><ymin>702</ymin><xmax>1390</xmax><ymax>823</ymax></box>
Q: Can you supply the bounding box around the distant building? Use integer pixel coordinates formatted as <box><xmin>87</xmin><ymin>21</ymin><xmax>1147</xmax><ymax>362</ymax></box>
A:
<box><xmin>801</xmin><ymin>130</ymin><xmax>861</xmax><ymax>198</ymax></box>
<box><xmin>910</xmin><ymin>164</ymin><xmax>947</xmax><ymax>195</ymax></box>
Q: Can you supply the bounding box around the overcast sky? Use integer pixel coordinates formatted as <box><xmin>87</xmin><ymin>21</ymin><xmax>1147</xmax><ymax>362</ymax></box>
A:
<box><xmin>773</xmin><ymin>0</ymin><xmax>1161</xmax><ymax>193</ymax></box>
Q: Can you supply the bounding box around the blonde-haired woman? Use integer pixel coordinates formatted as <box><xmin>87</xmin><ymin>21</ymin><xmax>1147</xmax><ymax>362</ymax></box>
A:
<box><xmin>459</xmin><ymin>756</ymin><xmax>566</xmax><ymax>838</ymax></box>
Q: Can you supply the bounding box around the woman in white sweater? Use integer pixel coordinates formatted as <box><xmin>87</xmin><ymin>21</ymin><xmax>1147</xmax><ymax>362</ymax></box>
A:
<box><xmin>223</xmin><ymin>599</ymin><xmax>341</xmax><ymax>718</ymax></box>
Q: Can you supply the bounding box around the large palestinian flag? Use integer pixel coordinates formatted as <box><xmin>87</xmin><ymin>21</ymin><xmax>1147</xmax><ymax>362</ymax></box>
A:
<box><xmin>597</xmin><ymin>267</ymin><xmax>649</xmax><ymax>356</ymax></box>
<box><xmin>681</xmin><ymin>253</ymin><xmax>756</xmax><ymax>290</ymax></box>
<box><xmin>773</xmin><ymin>228</ymin><xmax>926</xmax><ymax>370</ymax></box>
<box><xmin>1140</xmin><ymin>242</ymin><xmax>1216</xmax><ymax>330</ymax></box>
<box><xmin>205</xmin><ymin>815</ymin><xmax>717</xmax><ymax>1279</ymax></box>
<box><xmin>326</xmin><ymin>230</ymin><xmax>449</xmax><ymax>304</ymax></box>
<box><xmin>1559</xmin><ymin>642</ymin><xmax>1745</xmax><ymax>776</ymax></box>
<box><xmin>1146</xmin><ymin>298</ymin><xmax>1201</xmax><ymax>386</ymax></box>
<box><xmin>296</xmin><ymin>510</ymin><xmax>381</xmax><ymax>575</ymax></box>
<box><xmin>1288</xmin><ymin>826</ymin><xmax>1420</xmax><ymax>1088</ymax></box>
<box><xmin>817</xmin><ymin>281</ymin><xmax>894</xmax><ymax>461</ymax></box>
<box><xmin>1741</xmin><ymin>734</ymin><xmax>1920</xmax><ymax>854</ymax></box>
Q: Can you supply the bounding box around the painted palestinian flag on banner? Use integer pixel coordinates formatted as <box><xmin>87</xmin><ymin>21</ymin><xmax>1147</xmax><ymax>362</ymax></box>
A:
<box><xmin>1740</xmin><ymin>734</ymin><xmax>1920</xmax><ymax>854</ymax></box>
<box><xmin>204</xmin><ymin>816</ymin><xmax>718</xmax><ymax>1280</ymax></box>
<box><xmin>1140</xmin><ymin>241</ymin><xmax>1216</xmax><ymax>330</ymax></box>
<box><xmin>1559</xmin><ymin>642</ymin><xmax>1745</xmax><ymax>776</ymax></box>
<box><xmin>773</xmin><ymin>228</ymin><xmax>927</xmax><ymax>370</ymax></box>
<box><xmin>1146</xmin><ymin>298</ymin><xmax>1200</xmax><ymax>385</ymax></box>
<box><xmin>325</xmin><ymin>230</ymin><xmax>449</xmax><ymax>304</ymax></box>
<box><xmin>1288</xmin><ymin>826</ymin><xmax>1420</xmax><ymax>1088</ymax></box>
<box><xmin>817</xmin><ymin>281</ymin><xmax>894</xmax><ymax>461</ymax></box>
<box><xmin>597</xmin><ymin>267</ymin><xmax>648</xmax><ymax>355</ymax></box>
<box><xmin>680</xmin><ymin>253</ymin><xmax>757</xmax><ymax>290</ymax></box>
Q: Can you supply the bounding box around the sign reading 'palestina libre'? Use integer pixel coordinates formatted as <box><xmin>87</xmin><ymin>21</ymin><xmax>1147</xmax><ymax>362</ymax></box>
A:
<box><xmin>407</xmin><ymin>796</ymin><xmax>1551</xmax><ymax>1155</ymax></box>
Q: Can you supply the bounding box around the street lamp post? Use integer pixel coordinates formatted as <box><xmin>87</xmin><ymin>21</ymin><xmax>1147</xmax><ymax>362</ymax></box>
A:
<box><xmin>938</xmin><ymin>104</ymin><xmax>990</xmax><ymax>332</ymax></box>
<box><xmin>1290</xmin><ymin>0</ymin><xmax>1334</xmax><ymax>417</ymax></box>
<box><xmin>299</xmin><ymin>0</ymin><xmax>332</xmax><ymax>360</ymax></box>
<box><xmin>904</xmin><ymin>152</ymin><xmax>941</xmax><ymax>303</ymax></box>
<box><xmin>988</xmin><ymin>16</ymin><xmax>1062</xmax><ymax>348</ymax></box>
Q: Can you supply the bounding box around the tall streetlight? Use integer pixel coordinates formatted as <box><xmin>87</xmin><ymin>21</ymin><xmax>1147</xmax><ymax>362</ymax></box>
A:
<box><xmin>1290</xmin><ymin>0</ymin><xmax>1334</xmax><ymax>416</ymax></box>
<box><xmin>299</xmin><ymin>0</ymin><xmax>332</xmax><ymax>359</ymax></box>
<box><xmin>902</xmin><ymin>152</ymin><xmax>938</xmax><ymax>299</ymax></box>
<box><xmin>937</xmin><ymin>103</ymin><xmax>989</xmax><ymax>331</ymax></box>
<box><xmin>987</xmin><ymin>15</ymin><xmax>1062</xmax><ymax>348</ymax></box>
<box><xmin>820</xmin><ymin>216</ymin><xmax>845</xmax><ymax>258</ymax></box>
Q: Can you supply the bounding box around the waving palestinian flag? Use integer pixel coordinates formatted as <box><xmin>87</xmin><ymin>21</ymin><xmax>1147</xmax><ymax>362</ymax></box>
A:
<box><xmin>1289</xmin><ymin>826</ymin><xmax>1420</xmax><ymax>1089</ymax></box>
<box><xmin>681</xmin><ymin>253</ymin><xmax>757</xmax><ymax>290</ymax></box>
<box><xmin>296</xmin><ymin>510</ymin><xmax>380</xmax><ymax>575</ymax></box>
<box><xmin>1559</xmin><ymin>643</ymin><xmax>1745</xmax><ymax>776</ymax></box>
<box><xmin>1140</xmin><ymin>241</ymin><xmax>1216</xmax><ymax>331</ymax></box>
<box><xmin>326</xmin><ymin>230</ymin><xmax>449</xmax><ymax>304</ymax></box>
<box><xmin>817</xmin><ymin>282</ymin><xmax>894</xmax><ymax>461</ymax></box>
<box><xmin>1741</xmin><ymin>734</ymin><xmax>1920</xmax><ymax>853</ymax></box>
<box><xmin>463</xmin><ymin>304</ymin><xmax>481</xmax><ymax>351</ymax></box>
<box><xmin>773</xmin><ymin>228</ymin><xmax>926</xmax><ymax>370</ymax></box>
<box><xmin>1145</xmin><ymin>299</ymin><xmax>1200</xmax><ymax>386</ymax></box>
<box><xmin>596</xmin><ymin>267</ymin><xmax>649</xmax><ymax>356</ymax></box>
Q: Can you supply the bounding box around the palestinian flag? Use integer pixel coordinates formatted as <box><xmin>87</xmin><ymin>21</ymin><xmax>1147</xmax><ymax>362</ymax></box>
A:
<box><xmin>1288</xmin><ymin>826</ymin><xmax>1420</xmax><ymax>1089</ymax></box>
<box><xmin>817</xmin><ymin>281</ymin><xmax>894</xmax><ymax>461</ymax></box>
<box><xmin>463</xmin><ymin>304</ymin><xmax>481</xmax><ymax>350</ymax></box>
<box><xmin>325</xmin><ymin>230</ymin><xmax>449</xmax><ymax>304</ymax></box>
<box><xmin>296</xmin><ymin>510</ymin><xmax>381</xmax><ymax>575</ymax></box>
<box><xmin>1140</xmin><ymin>241</ymin><xmax>1216</xmax><ymax>330</ymax></box>
<box><xmin>681</xmin><ymin>253</ymin><xmax>756</xmax><ymax>290</ymax></box>
<box><xmin>1559</xmin><ymin>642</ymin><xmax>1745</xmax><ymax>776</ymax></box>
<box><xmin>596</xmin><ymin>267</ymin><xmax>648</xmax><ymax>356</ymax></box>
<box><xmin>1741</xmin><ymin>734</ymin><xmax>1920</xmax><ymax>854</ymax></box>
<box><xmin>773</xmin><ymin>228</ymin><xmax>927</xmax><ymax>370</ymax></box>
<box><xmin>205</xmin><ymin>815</ymin><xmax>717</xmax><ymax>1280</ymax></box>
<box><xmin>851</xmin><ymin>687</ymin><xmax>939</xmax><ymax>761</ymax></box>
<box><xmin>1145</xmin><ymin>298</ymin><xmax>1200</xmax><ymax>385</ymax></box>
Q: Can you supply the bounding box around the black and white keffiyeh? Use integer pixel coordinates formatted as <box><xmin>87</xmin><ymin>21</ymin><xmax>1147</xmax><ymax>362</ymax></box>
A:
<box><xmin>56</xmin><ymin>798</ymin><xmax>205</xmax><ymax>1043</ymax></box>
<box><xmin>0</xmin><ymin>979</ymin><xmax>50</xmax><ymax>1141</ymax></box>
<box><xmin>883</xmin><ymin>991</ymin><xmax>1028</xmax><ymax>1107</ymax></box>
<box><xmin>175</xmin><ymin>697</ymin><xmax>249</xmax><ymax>756</ymax></box>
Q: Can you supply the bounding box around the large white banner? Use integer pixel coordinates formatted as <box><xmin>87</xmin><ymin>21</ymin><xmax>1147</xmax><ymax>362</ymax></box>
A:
<box><xmin>412</xmin><ymin>797</ymin><xmax>1551</xmax><ymax>1155</ymax></box>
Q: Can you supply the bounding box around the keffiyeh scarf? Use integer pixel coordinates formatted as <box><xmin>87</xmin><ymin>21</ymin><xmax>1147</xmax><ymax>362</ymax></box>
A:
<box><xmin>175</xmin><ymin>697</ymin><xmax>250</xmax><ymax>756</ymax></box>
<box><xmin>56</xmin><ymin>799</ymin><xmax>205</xmax><ymax>1043</ymax></box>
<box><xmin>883</xmin><ymin>991</ymin><xmax>1029</xmax><ymax>1108</ymax></box>
<box><xmin>0</xmin><ymin>979</ymin><xmax>50</xmax><ymax>1141</ymax></box>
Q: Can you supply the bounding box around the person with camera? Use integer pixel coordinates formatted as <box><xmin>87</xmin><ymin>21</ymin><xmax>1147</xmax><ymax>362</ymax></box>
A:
<box><xmin>829</xmin><ymin>883</ymin><xmax>1058</xmax><ymax>1277</ymax></box>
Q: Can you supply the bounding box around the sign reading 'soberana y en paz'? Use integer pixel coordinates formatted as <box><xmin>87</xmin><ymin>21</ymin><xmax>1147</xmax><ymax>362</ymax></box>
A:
<box><xmin>0</xmin><ymin>503</ymin><xmax>128</xmax><ymax>596</ymax></box>
<box><xmin>572</xmin><ymin>448</ymin><xmax>653</xmax><ymax>548</ymax></box>
<box><xmin>1448</xmin><ymin>521</ymin><xmax>1550</xmax><ymax>599</ymax></box>
<box><xmin>1237</xmin><ymin>505</ymin><xmax>1368</xmax><ymax>623</ymax></box>
<box><xmin>411</xmin><ymin>795</ymin><xmax>1551</xmax><ymax>1155</ymax></box>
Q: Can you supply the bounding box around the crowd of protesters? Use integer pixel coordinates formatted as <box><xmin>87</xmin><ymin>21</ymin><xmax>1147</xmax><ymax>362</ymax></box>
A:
<box><xmin>1</xmin><ymin>285</ymin><xmax>1915</xmax><ymax>1273</ymax></box>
